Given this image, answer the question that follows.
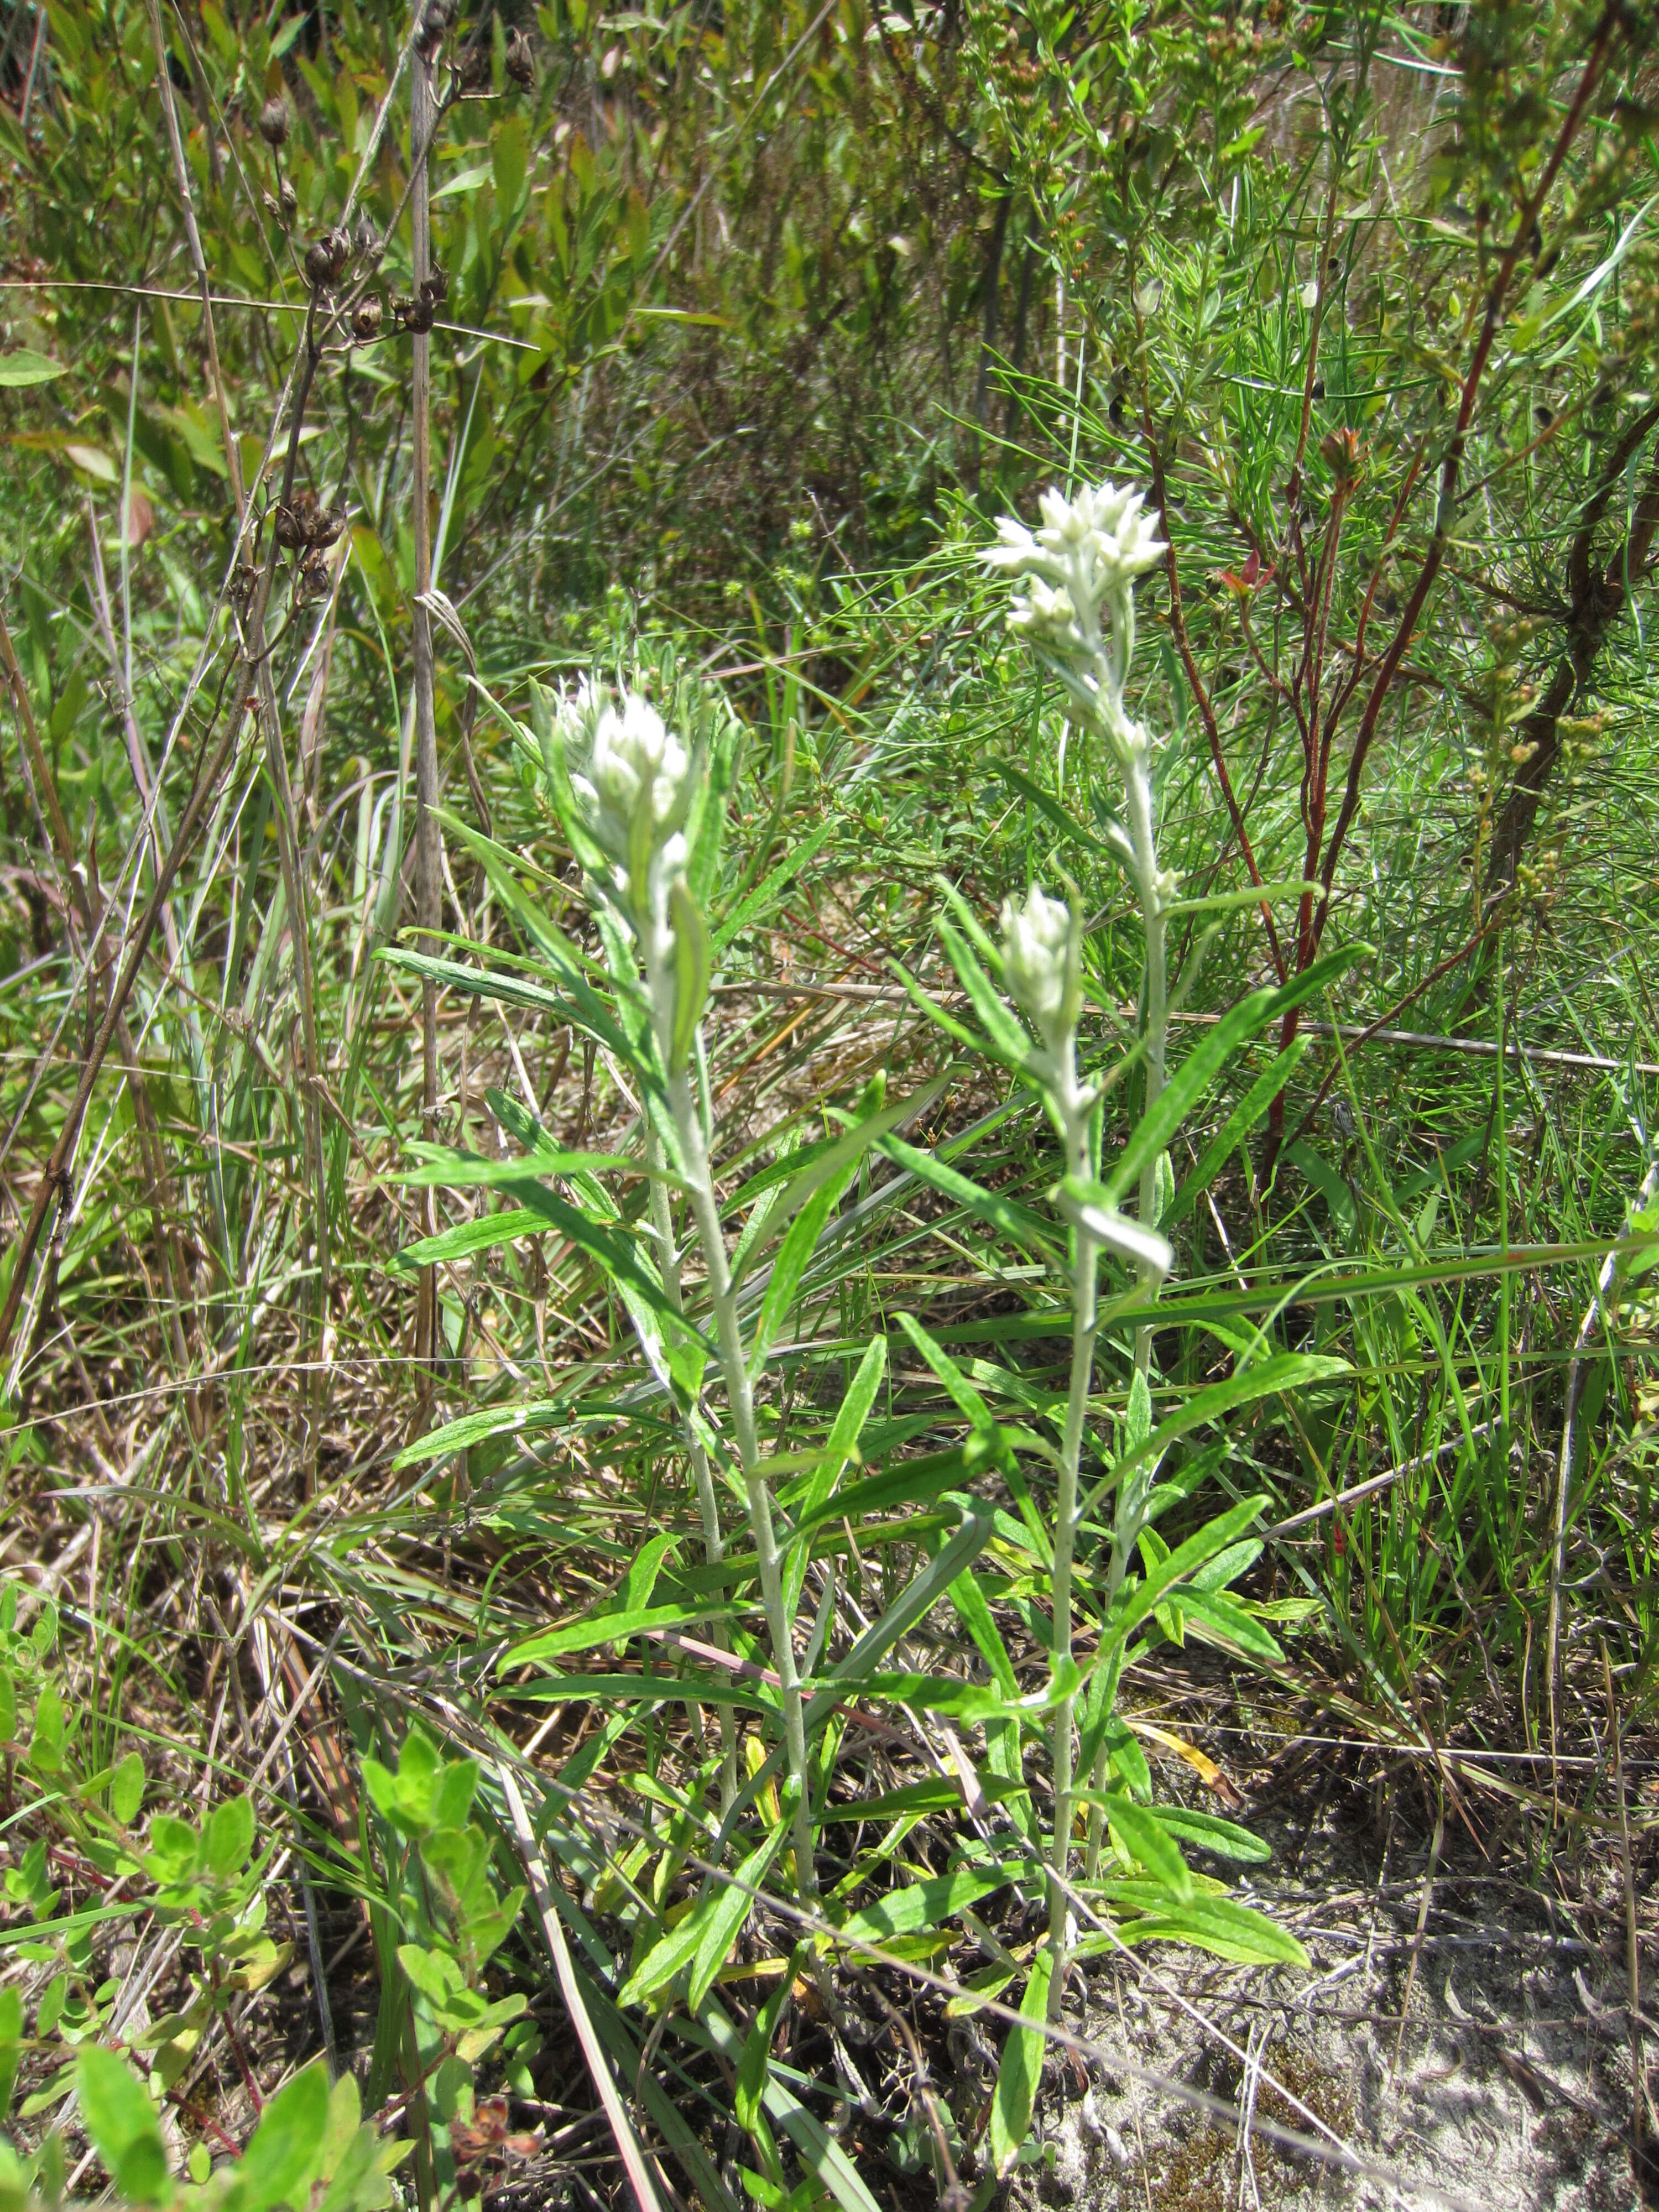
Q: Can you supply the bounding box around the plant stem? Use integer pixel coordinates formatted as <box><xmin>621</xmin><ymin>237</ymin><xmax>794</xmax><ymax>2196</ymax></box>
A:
<box><xmin>411</xmin><ymin>44</ymin><xmax>442</xmax><ymax>1380</ymax></box>
<box><xmin>1045</xmin><ymin>1060</ymin><xmax>1096</xmax><ymax>2020</ymax></box>
<box><xmin>1124</xmin><ymin>747</ymin><xmax>1167</xmax><ymax>1379</ymax></box>
<box><xmin>644</xmin><ymin>1115</ymin><xmax>738</xmax><ymax>1809</ymax></box>
<box><xmin>666</xmin><ymin>1068</ymin><xmax>818</xmax><ymax>1897</ymax></box>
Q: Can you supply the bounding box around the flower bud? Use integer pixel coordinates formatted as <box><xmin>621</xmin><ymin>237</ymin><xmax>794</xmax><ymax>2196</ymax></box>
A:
<box><xmin>1000</xmin><ymin>883</ymin><xmax>1081</xmax><ymax>1052</ymax></box>
<box><xmin>583</xmin><ymin>693</ymin><xmax>686</xmax><ymax>846</ymax></box>
<box><xmin>258</xmin><ymin>96</ymin><xmax>290</xmax><ymax>147</ymax></box>
<box><xmin>984</xmin><ymin>480</ymin><xmax>1166</xmax><ymax>697</ymax></box>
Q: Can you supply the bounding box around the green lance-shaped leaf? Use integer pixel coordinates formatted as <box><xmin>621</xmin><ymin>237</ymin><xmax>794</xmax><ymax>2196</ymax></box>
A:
<box><xmin>1099</xmin><ymin>1794</ymin><xmax>1194</xmax><ymax>1901</ymax></box>
<box><xmin>1098</xmin><ymin>943</ymin><xmax>1370</xmax><ymax>1209</ymax></box>
<box><xmin>733</xmin><ymin>1955</ymin><xmax>798</xmax><ymax>2137</ymax></box>
<box><xmin>987</xmin><ymin>1951</ymin><xmax>1053</xmax><ymax>2180</ymax></box>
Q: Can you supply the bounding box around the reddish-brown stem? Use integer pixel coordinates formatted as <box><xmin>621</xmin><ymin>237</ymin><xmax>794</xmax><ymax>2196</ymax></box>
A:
<box><xmin>1144</xmin><ymin>437</ymin><xmax>1287</xmax><ymax>982</ymax></box>
<box><xmin>1261</xmin><ymin>7</ymin><xmax>1621</xmax><ymax>1166</ymax></box>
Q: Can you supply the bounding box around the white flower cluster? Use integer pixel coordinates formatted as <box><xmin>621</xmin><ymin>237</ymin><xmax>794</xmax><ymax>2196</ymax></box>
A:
<box><xmin>561</xmin><ymin>681</ymin><xmax>692</xmax><ymax>917</ymax></box>
<box><xmin>984</xmin><ymin>481</ymin><xmax>1165</xmax><ymax>702</ymax></box>
<box><xmin>1000</xmin><ymin>882</ymin><xmax>1081</xmax><ymax>1057</ymax></box>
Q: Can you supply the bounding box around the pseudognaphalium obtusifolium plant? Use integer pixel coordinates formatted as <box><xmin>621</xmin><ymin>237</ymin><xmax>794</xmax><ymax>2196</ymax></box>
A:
<box><xmin>554</xmin><ymin>675</ymin><xmax>819</xmax><ymax>1884</ymax></box>
<box><xmin>905</xmin><ymin>481</ymin><xmax>1315</xmax><ymax>2151</ymax></box>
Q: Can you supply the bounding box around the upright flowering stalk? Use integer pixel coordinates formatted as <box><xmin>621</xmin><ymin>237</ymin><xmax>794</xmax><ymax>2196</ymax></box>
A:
<box><xmin>560</xmin><ymin>682</ymin><xmax>815</xmax><ymax>1879</ymax></box>
<box><xmin>997</xmin><ymin>884</ymin><xmax>1172</xmax><ymax>2010</ymax></box>
<box><xmin>984</xmin><ymin>484</ymin><xmax>1177</xmax><ymax>2012</ymax></box>
<box><xmin>986</xmin><ymin>484</ymin><xmax>1176</xmax><ymax>1379</ymax></box>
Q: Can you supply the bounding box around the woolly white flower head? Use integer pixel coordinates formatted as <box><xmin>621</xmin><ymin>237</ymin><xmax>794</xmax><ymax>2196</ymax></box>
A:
<box><xmin>984</xmin><ymin>481</ymin><xmax>1165</xmax><ymax>692</ymax></box>
<box><xmin>1000</xmin><ymin>882</ymin><xmax>1081</xmax><ymax>1052</ymax></box>
<box><xmin>566</xmin><ymin>684</ymin><xmax>691</xmax><ymax>867</ymax></box>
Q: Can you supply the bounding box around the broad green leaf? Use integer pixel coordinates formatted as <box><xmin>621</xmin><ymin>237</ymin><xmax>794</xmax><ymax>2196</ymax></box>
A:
<box><xmin>76</xmin><ymin>2047</ymin><xmax>170</xmax><ymax>2206</ymax></box>
<box><xmin>687</xmin><ymin>1822</ymin><xmax>789</xmax><ymax>2011</ymax></box>
<box><xmin>503</xmin><ymin>1599</ymin><xmax>741</xmax><ymax>1670</ymax></box>
<box><xmin>1091</xmin><ymin>1887</ymin><xmax>1308</xmax><ymax>1968</ymax></box>
<box><xmin>936</xmin><ymin>912</ymin><xmax>1032</xmax><ymax>1068</ymax></box>
<box><xmin>733</xmin><ymin>1959</ymin><xmax>796</xmax><ymax>2137</ymax></box>
<box><xmin>782</xmin><ymin>1334</ymin><xmax>885</xmax><ymax>1615</ymax></box>
<box><xmin>0</xmin><ymin>352</ymin><xmax>67</xmax><ymax>387</ymax></box>
<box><xmin>236</xmin><ymin>2060</ymin><xmax>330</xmax><ymax>2210</ymax></box>
<box><xmin>988</xmin><ymin>1952</ymin><xmax>1052</xmax><ymax>2178</ymax></box>
<box><xmin>389</xmin><ymin>1204</ymin><xmax>544</xmax><ymax>1268</ymax></box>
<box><xmin>1143</xmin><ymin>1806</ymin><xmax>1271</xmax><ymax>1864</ymax></box>
<box><xmin>392</xmin><ymin>1395</ymin><xmax>567</xmax><ymax>1469</ymax></box>
<box><xmin>1166</xmin><ymin>1037</ymin><xmax>1310</xmax><ymax>1227</ymax></box>
<box><xmin>878</xmin><ymin>1133</ymin><xmax>1056</xmax><ymax>1256</ymax></box>
<box><xmin>1100</xmin><ymin>945</ymin><xmax>1369</xmax><ymax>1207</ymax></box>
<box><xmin>948</xmin><ymin>1571</ymin><xmax>1019</xmax><ymax>1699</ymax></box>
<box><xmin>750</xmin><ymin>1155</ymin><xmax>858</xmax><ymax>1375</ymax></box>
<box><xmin>1284</xmin><ymin>1140</ymin><xmax>1357</xmax><ymax>1237</ymax></box>
<box><xmin>1099</xmin><ymin>1495</ymin><xmax>1270</xmax><ymax>1655</ymax></box>
<box><xmin>1173</xmin><ymin>1585</ymin><xmax>1284</xmax><ymax>1661</ymax></box>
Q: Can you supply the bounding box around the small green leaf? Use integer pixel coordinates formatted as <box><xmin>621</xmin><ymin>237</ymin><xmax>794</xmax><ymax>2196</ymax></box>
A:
<box><xmin>1100</xmin><ymin>1794</ymin><xmax>1194</xmax><ymax>1901</ymax></box>
<box><xmin>109</xmin><ymin>1750</ymin><xmax>146</xmax><ymax>1826</ymax></box>
<box><xmin>688</xmin><ymin>1824</ymin><xmax>789</xmax><ymax>2011</ymax></box>
<box><xmin>205</xmin><ymin>1793</ymin><xmax>255</xmax><ymax>1878</ymax></box>
<box><xmin>835</xmin><ymin>1865</ymin><xmax>1014</xmax><ymax>1948</ymax></box>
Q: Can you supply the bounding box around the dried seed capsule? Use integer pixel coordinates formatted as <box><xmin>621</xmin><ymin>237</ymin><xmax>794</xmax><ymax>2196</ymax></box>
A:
<box><xmin>309</xmin><ymin>507</ymin><xmax>346</xmax><ymax>550</ymax></box>
<box><xmin>279</xmin><ymin>176</ymin><xmax>298</xmax><ymax>225</ymax></box>
<box><xmin>324</xmin><ymin>226</ymin><xmax>352</xmax><ymax>280</ymax></box>
<box><xmin>273</xmin><ymin>503</ymin><xmax>306</xmax><ymax>549</ymax></box>
<box><xmin>419</xmin><ymin>266</ymin><xmax>448</xmax><ymax>309</ymax></box>
<box><xmin>401</xmin><ymin>291</ymin><xmax>435</xmax><ymax>334</ymax></box>
<box><xmin>504</xmin><ymin>27</ymin><xmax>534</xmax><ymax>85</ymax></box>
<box><xmin>352</xmin><ymin>210</ymin><xmax>380</xmax><ymax>260</ymax></box>
<box><xmin>304</xmin><ymin>237</ymin><xmax>337</xmax><ymax>289</ymax></box>
<box><xmin>352</xmin><ymin>295</ymin><xmax>384</xmax><ymax>341</ymax></box>
<box><xmin>258</xmin><ymin>96</ymin><xmax>290</xmax><ymax>147</ymax></box>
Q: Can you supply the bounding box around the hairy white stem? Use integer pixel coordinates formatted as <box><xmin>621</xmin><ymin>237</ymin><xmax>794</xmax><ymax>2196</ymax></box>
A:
<box><xmin>669</xmin><ymin>1072</ymin><xmax>818</xmax><ymax>1896</ymax></box>
<box><xmin>1119</xmin><ymin>737</ymin><xmax>1168</xmax><ymax>1378</ymax></box>
<box><xmin>637</xmin><ymin>886</ymin><xmax>817</xmax><ymax>1893</ymax></box>
<box><xmin>645</xmin><ymin>1116</ymin><xmax>738</xmax><ymax>1810</ymax></box>
<box><xmin>1045</xmin><ymin>1045</ymin><xmax>1096</xmax><ymax>2019</ymax></box>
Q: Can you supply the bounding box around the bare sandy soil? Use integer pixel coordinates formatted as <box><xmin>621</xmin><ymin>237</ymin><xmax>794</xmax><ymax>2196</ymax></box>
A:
<box><xmin>1008</xmin><ymin>1793</ymin><xmax>1655</xmax><ymax>2212</ymax></box>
